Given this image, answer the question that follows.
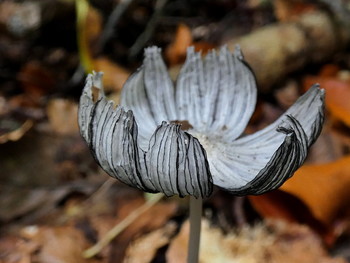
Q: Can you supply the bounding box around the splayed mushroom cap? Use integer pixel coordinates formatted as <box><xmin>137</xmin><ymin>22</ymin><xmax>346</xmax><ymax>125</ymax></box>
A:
<box><xmin>78</xmin><ymin>46</ymin><xmax>325</xmax><ymax>198</ymax></box>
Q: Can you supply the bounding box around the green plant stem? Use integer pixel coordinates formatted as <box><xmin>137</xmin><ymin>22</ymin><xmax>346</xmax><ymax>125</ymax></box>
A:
<box><xmin>188</xmin><ymin>196</ymin><xmax>202</xmax><ymax>263</ymax></box>
<box><xmin>75</xmin><ymin>0</ymin><xmax>93</xmax><ymax>73</ymax></box>
<box><xmin>82</xmin><ymin>193</ymin><xmax>164</xmax><ymax>258</ymax></box>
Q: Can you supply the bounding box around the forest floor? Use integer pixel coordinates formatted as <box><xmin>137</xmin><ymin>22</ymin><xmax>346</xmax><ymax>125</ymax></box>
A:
<box><xmin>1</xmin><ymin>0</ymin><xmax>350</xmax><ymax>262</ymax></box>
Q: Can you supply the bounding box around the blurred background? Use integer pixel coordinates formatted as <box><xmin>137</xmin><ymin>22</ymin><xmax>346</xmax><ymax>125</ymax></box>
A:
<box><xmin>1</xmin><ymin>0</ymin><xmax>350</xmax><ymax>262</ymax></box>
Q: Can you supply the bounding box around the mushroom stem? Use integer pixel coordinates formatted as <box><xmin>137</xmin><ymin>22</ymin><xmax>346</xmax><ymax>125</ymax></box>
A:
<box><xmin>187</xmin><ymin>196</ymin><xmax>203</xmax><ymax>263</ymax></box>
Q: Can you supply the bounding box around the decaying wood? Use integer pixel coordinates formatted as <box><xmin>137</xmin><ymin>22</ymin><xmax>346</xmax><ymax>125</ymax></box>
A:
<box><xmin>226</xmin><ymin>11</ymin><xmax>350</xmax><ymax>92</ymax></box>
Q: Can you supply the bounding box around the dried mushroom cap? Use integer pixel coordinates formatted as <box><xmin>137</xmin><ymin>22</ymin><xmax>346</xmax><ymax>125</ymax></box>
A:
<box><xmin>78</xmin><ymin>74</ymin><xmax>212</xmax><ymax>198</ymax></box>
<box><xmin>78</xmin><ymin>45</ymin><xmax>325</xmax><ymax>198</ymax></box>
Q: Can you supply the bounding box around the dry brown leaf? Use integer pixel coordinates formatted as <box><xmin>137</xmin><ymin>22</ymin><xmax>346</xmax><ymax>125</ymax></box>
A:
<box><xmin>167</xmin><ymin>219</ymin><xmax>344</xmax><ymax>263</ymax></box>
<box><xmin>274</xmin><ymin>0</ymin><xmax>316</xmax><ymax>22</ymax></box>
<box><xmin>166</xmin><ymin>220</ymin><xmax>189</xmax><ymax>262</ymax></box>
<box><xmin>192</xmin><ymin>42</ymin><xmax>216</xmax><ymax>53</ymax></box>
<box><xmin>0</xmin><ymin>182</ymin><xmax>96</xmax><ymax>224</ymax></box>
<box><xmin>17</xmin><ymin>61</ymin><xmax>55</xmax><ymax>98</ymax></box>
<box><xmin>124</xmin><ymin>223</ymin><xmax>176</xmax><ymax>263</ymax></box>
<box><xmin>110</xmin><ymin>201</ymin><xmax>177</xmax><ymax>260</ymax></box>
<box><xmin>274</xmin><ymin>79</ymin><xmax>299</xmax><ymax>109</ymax></box>
<box><xmin>0</xmin><ymin>235</ymin><xmax>37</xmax><ymax>263</ymax></box>
<box><xmin>46</xmin><ymin>98</ymin><xmax>79</xmax><ymax>135</ymax></box>
<box><xmin>93</xmin><ymin>57</ymin><xmax>130</xmax><ymax>92</ymax></box>
<box><xmin>165</xmin><ymin>23</ymin><xmax>193</xmax><ymax>66</ymax></box>
<box><xmin>88</xmin><ymin>195</ymin><xmax>178</xmax><ymax>260</ymax></box>
<box><xmin>265</xmin><ymin>221</ymin><xmax>346</xmax><ymax>263</ymax></box>
<box><xmin>167</xmin><ymin>220</ymin><xmax>276</xmax><ymax>263</ymax></box>
<box><xmin>20</xmin><ymin>225</ymin><xmax>100</xmax><ymax>263</ymax></box>
<box><xmin>304</xmin><ymin>75</ymin><xmax>350</xmax><ymax>127</ymax></box>
<box><xmin>305</xmin><ymin>127</ymin><xmax>345</xmax><ymax>164</ymax></box>
<box><xmin>248</xmin><ymin>190</ymin><xmax>334</xmax><ymax>245</ymax></box>
<box><xmin>319</xmin><ymin>64</ymin><xmax>341</xmax><ymax>77</ymax></box>
<box><xmin>281</xmin><ymin>156</ymin><xmax>350</xmax><ymax>224</ymax></box>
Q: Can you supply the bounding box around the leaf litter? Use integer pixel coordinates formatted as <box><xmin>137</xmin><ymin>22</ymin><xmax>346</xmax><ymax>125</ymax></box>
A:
<box><xmin>1</xmin><ymin>0</ymin><xmax>350</xmax><ymax>262</ymax></box>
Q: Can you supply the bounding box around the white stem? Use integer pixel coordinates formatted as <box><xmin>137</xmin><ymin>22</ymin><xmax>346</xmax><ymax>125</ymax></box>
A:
<box><xmin>187</xmin><ymin>196</ymin><xmax>203</xmax><ymax>263</ymax></box>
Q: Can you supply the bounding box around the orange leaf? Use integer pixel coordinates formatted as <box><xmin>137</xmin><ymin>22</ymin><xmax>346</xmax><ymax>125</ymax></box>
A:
<box><xmin>281</xmin><ymin>156</ymin><xmax>350</xmax><ymax>225</ymax></box>
<box><xmin>303</xmin><ymin>76</ymin><xmax>350</xmax><ymax>127</ymax></box>
<box><xmin>192</xmin><ymin>42</ymin><xmax>216</xmax><ymax>54</ymax></box>
<box><xmin>165</xmin><ymin>23</ymin><xmax>193</xmax><ymax>66</ymax></box>
<box><xmin>249</xmin><ymin>190</ymin><xmax>334</xmax><ymax>245</ymax></box>
<box><xmin>93</xmin><ymin>57</ymin><xmax>130</xmax><ymax>92</ymax></box>
<box><xmin>18</xmin><ymin>61</ymin><xmax>55</xmax><ymax>98</ymax></box>
<box><xmin>319</xmin><ymin>64</ymin><xmax>340</xmax><ymax>77</ymax></box>
<box><xmin>274</xmin><ymin>0</ymin><xmax>316</xmax><ymax>22</ymax></box>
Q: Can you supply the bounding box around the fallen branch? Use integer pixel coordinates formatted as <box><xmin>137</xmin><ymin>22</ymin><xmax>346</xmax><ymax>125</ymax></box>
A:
<box><xmin>225</xmin><ymin>10</ymin><xmax>350</xmax><ymax>92</ymax></box>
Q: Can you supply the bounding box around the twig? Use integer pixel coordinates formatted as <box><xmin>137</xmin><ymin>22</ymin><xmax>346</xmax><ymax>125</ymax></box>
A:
<box><xmin>233</xmin><ymin>196</ymin><xmax>246</xmax><ymax>227</ymax></box>
<box><xmin>82</xmin><ymin>193</ymin><xmax>164</xmax><ymax>258</ymax></box>
<box><xmin>226</xmin><ymin>10</ymin><xmax>350</xmax><ymax>92</ymax></box>
<box><xmin>98</xmin><ymin>0</ymin><xmax>135</xmax><ymax>52</ymax></box>
<box><xmin>70</xmin><ymin>0</ymin><xmax>134</xmax><ymax>86</ymax></box>
<box><xmin>82</xmin><ymin>177</ymin><xmax>115</xmax><ymax>205</ymax></box>
<box><xmin>128</xmin><ymin>0</ymin><xmax>168</xmax><ymax>59</ymax></box>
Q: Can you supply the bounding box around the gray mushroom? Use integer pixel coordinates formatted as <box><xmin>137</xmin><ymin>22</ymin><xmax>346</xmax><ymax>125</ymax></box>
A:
<box><xmin>78</xmin><ymin>45</ymin><xmax>325</xmax><ymax>198</ymax></box>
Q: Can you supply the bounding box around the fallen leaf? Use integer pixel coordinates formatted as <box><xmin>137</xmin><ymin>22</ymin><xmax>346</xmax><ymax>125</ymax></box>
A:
<box><xmin>88</xmin><ymin>195</ymin><xmax>178</xmax><ymax>261</ymax></box>
<box><xmin>192</xmin><ymin>42</ymin><xmax>216</xmax><ymax>53</ymax></box>
<box><xmin>0</xmin><ymin>235</ymin><xmax>37</xmax><ymax>263</ymax></box>
<box><xmin>110</xmin><ymin>200</ymin><xmax>177</xmax><ymax>260</ymax></box>
<box><xmin>7</xmin><ymin>94</ymin><xmax>45</xmax><ymax>120</ymax></box>
<box><xmin>274</xmin><ymin>0</ymin><xmax>316</xmax><ymax>22</ymax></box>
<box><xmin>265</xmin><ymin>221</ymin><xmax>346</xmax><ymax>263</ymax></box>
<box><xmin>17</xmin><ymin>61</ymin><xmax>55</xmax><ymax>98</ymax></box>
<box><xmin>331</xmin><ymin>121</ymin><xmax>350</xmax><ymax>149</ymax></box>
<box><xmin>165</xmin><ymin>23</ymin><xmax>193</xmax><ymax>66</ymax></box>
<box><xmin>303</xmin><ymin>75</ymin><xmax>350</xmax><ymax>127</ymax></box>
<box><xmin>274</xmin><ymin>79</ymin><xmax>300</xmax><ymax>109</ymax></box>
<box><xmin>319</xmin><ymin>64</ymin><xmax>340</xmax><ymax>77</ymax></box>
<box><xmin>124</xmin><ymin>223</ymin><xmax>176</xmax><ymax>263</ymax></box>
<box><xmin>46</xmin><ymin>98</ymin><xmax>79</xmax><ymax>135</ymax></box>
<box><xmin>0</xmin><ymin>92</ymin><xmax>46</xmax><ymax>144</ymax></box>
<box><xmin>281</xmin><ymin>156</ymin><xmax>350</xmax><ymax>225</ymax></box>
<box><xmin>0</xmin><ymin>130</ymin><xmax>97</xmax><ymax>187</ymax></box>
<box><xmin>248</xmin><ymin>190</ymin><xmax>334</xmax><ymax>245</ymax></box>
<box><xmin>20</xmin><ymin>225</ymin><xmax>100</xmax><ymax>263</ymax></box>
<box><xmin>0</xmin><ymin>183</ymin><xmax>96</xmax><ymax>224</ymax></box>
<box><xmin>93</xmin><ymin>57</ymin><xmax>130</xmax><ymax>92</ymax></box>
<box><xmin>305</xmin><ymin>127</ymin><xmax>345</xmax><ymax>164</ymax></box>
<box><xmin>1</xmin><ymin>225</ymin><xmax>101</xmax><ymax>263</ymax></box>
<box><xmin>166</xmin><ymin>220</ymin><xmax>188</xmax><ymax>262</ymax></box>
<box><xmin>167</xmin><ymin>219</ymin><xmax>344</xmax><ymax>263</ymax></box>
